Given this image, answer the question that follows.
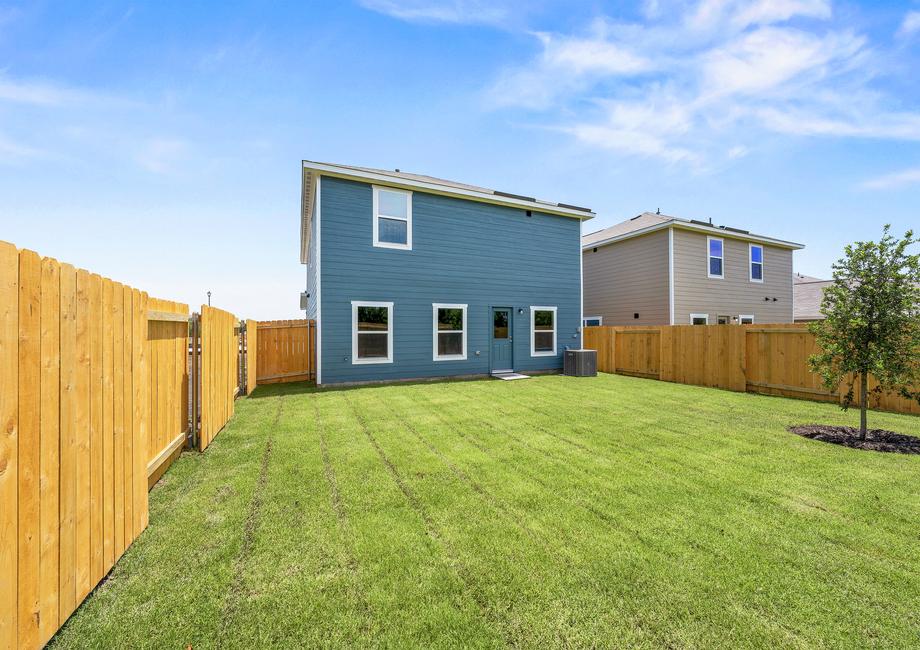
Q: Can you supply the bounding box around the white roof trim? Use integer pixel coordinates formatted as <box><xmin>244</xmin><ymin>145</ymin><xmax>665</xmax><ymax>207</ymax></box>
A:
<box><xmin>582</xmin><ymin>220</ymin><xmax>804</xmax><ymax>251</ymax></box>
<box><xmin>302</xmin><ymin>160</ymin><xmax>595</xmax><ymax>220</ymax></box>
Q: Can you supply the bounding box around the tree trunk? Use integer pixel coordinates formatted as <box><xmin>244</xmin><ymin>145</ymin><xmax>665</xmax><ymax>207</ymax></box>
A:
<box><xmin>859</xmin><ymin>371</ymin><xmax>868</xmax><ymax>441</ymax></box>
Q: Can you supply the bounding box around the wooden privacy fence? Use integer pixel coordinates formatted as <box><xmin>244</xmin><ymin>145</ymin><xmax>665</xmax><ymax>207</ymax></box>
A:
<box><xmin>1</xmin><ymin>242</ymin><xmax>150</xmax><ymax>649</ymax></box>
<box><xmin>583</xmin><ymin>324</ymin><xmax>920</xmax><ymax>416</ymax></box>
<box><xmin>198</xmin><ymin>306</ymin><xmax>239</xmax><ymax>451</ymax></box>
<box><xmin>243</xmin><ymin>320</ymin><xmax>257</xmax><ymax>396</ymax></box>
<box><xmin>0</xmin><ymin>240</ymin><xmax>255</xmax><ymax>649</ymax></box>
<box><xmin>146</xmin><ymin>300</ymin><xmax>189</xmax><ymax>489</ymax></box>
<box><xmin>256</xmin><ymin>319</ymin><xmax>315</xmax><ymax>385</ymax></box>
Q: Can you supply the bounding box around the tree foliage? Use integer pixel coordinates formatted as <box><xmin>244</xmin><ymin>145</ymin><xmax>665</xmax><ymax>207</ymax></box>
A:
<box><xmin>808</xmin><ymin>225</ymin><xmax>920</xmax><ymax>437</ymax></box>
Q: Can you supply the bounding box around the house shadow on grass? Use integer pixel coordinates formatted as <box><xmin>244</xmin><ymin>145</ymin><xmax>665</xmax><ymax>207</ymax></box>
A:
<box><xmin>246</xmin><ymin>373</ymin><xmax>520</xmax><ymax>399</ymax></box>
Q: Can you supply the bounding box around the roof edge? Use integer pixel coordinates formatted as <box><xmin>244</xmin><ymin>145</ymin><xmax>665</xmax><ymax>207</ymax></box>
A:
<box><xmin>302</xmin><ymin>160</ymin><xmax>595</xmax><ymax>220</ymax></box>
<box><xmin>583</xmin><ymin>219</ymin><xmax>804</xmax><ymax>251</ymax></box>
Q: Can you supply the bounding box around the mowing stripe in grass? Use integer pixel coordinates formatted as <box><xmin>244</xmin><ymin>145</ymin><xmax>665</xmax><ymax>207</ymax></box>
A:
<box><xmin>216</xmin><ymin>396</ymin><xmax>284</xmax><ymax>646</ymax></box>
<box><xmin>415</xmin><ymin>380</ymin><xmax>920</xmax><ymax>645</ymax></box>
<box><xmin>340</xmin><ymin>391</ymin><xmax>513</xmax><ymax>642</ymax></box>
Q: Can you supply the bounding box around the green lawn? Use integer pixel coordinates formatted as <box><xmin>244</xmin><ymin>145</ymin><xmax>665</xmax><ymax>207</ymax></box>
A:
<box><xmin>51</xmin><ymin>374</ymin><xmax>920</xmax><ymax>648</ymax></box>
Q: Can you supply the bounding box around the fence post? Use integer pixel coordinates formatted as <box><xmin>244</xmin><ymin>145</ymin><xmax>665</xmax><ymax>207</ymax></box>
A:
<box><xmin>188</xmin><ymin>313</ymin><xmax>200</xmax><ymax>450</ymax></box>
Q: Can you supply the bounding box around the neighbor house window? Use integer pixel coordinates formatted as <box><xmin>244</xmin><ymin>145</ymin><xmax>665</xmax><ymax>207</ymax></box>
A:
<box><xmin>583</xmin><ymin>316</ymin><xmax>602</xmax><ymax>327</ymax></box>
<box><xmin>690</xmin><ymin>313</ymin><xmax>709</xmax><ymax>325</ymax></box>
<box><xmin>739</xmin><ymin>314</ymin><xmax>754</xmax><ymax>324</ymax></box>
<box><xmin>708</xmin><ymin>237</ymin><xmax>724</xmax><ymax>278</ymax></box>
<box><xmin>432</xmin><ymin>303</ymin><xmax>467</xmax><ymax>361</ymax></box>
<box><xmin>749</xmin><ymin>244</ymin><xmax>763</xmax><ymax>282</ymax></box>
<box><xmin>372</xmin><ymin>186</ymin><xmax>412</xmax><ymax>250</ymax></box>
<box><xmin>717</xmin><ymin>315</ymin><xmax>731</xmax><ymax>325</ymax></box>
<box><xmin>531</xmin><ymin>306</ymin><xmax>557</xmax><ymax>356</ymax></box>
<box><xmin>352</xmin><ymin>301</ymin><xmax>393</xmax><ymax>364</ymax></box>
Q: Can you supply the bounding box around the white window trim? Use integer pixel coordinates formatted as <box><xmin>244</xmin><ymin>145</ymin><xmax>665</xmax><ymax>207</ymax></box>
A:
<box><xmin>739</xmin><ymin>314</ymin><xmax>755</xmax><ymax>324</ymax></box>
<box><xmin>583</xmin><ymin>316</ymin><xmax>603</xmax><ymax>327</ymax></box>
<box><xmin>707</xmin><ymin>236</ymin><xmax>724</xmax><ymax>279</ymax></box>
<box><xmin>690</xmin><ymin>313</ymin><xmax>709</xmax><ymax>325</ymax></box>
<box><xmin>749</xmin><ymin>243</ymin><xmax>764</xmax><ymax>283</ymax></box>
<box><xmin>432</xmin><ymin>303</ymin><xmax>467</xmax><ymax>361</ymax></box>
<box><xmin>530</xmin><ymin>306</ymin><xmax>557</xmax><ymax>357</ymax></box>
<box><xmin>372</xmin><ymin>185</ymin><xmax>412</xmax><ymax>250</ymax></box>
<box><xmin>351</xmin><ymin>300</ymin><xmax>394</xmax><ymax>364</ymax></box>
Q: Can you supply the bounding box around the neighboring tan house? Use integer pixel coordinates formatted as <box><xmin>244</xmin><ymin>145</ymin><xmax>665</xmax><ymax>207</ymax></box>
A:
<box><xmin>793</xmin><ymin>273</ymin><xmax>832</xmax><ymax>322</ymax></box>
<box><xmin>582</xmin><ymin>212</ymin><xmax>804</xmax><ymax>326</ymax></box>
<box><xmin>300</xmin><ymin>161</ymin><xmax>594</xmax><ymax>385</ymax></box>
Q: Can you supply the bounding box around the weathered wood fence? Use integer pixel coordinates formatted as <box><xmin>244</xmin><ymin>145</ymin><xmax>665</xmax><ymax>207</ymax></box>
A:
<box><xmin>583</xmin><ymin>324</ymin><xmax>920</xmax><ymax>416</ymax></box>
<box><xmin>0</xmin><ymin>240</ymin><xmax>258</xmax><ymax>649</ymax></box>
<box><xmin>255</xmin><ymin>319</ymin><xmax>315</xmax><ymax>385</ymax></box>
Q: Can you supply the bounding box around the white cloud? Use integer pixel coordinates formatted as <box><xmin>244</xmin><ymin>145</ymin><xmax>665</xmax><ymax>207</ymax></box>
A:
<box><xmin>0</xmin><ymin>134</ymin><xmax>46</xmax><ymax>163</ymax></box>
<box><xmin>0</xmin><ymin>73</ymin><xmax>136</xmax><ymax>108</ymax></box>
<box><xmin>859</xmin><ymin>167</ymin><xmax>920</xmax><ymax>190</ymax></box>
<box><xmin>487</xmin><ymin>21</ymin><xmax>653</xmax><ymax>109</ymax></box>
<box><xmin>358</xmin><ymin>0</ymin><xmax>508</xmax><ymax>25</ymax></box>
<box><xmin>134</xmin><ymin>138</ymin><xmax>189</xmax><ymax>174</ymax></box>
<box><xmin>898</xmin><ymin>11</ymin><xmax>920</xmax><ymax>38</ymax></box>
<box><xmin>484</xmin><ymin>0</ymin><xmax>919</xmax><ymax>166</ymax></box>
<box><xmin>701</xmin><ymin>27</ymin><xmax>863</xmax><ymax>98</ymax></box>
<box><xmin>686</xmin><ymin>0</ymin><xmax>830</xmax><ymax>31</ymax></box>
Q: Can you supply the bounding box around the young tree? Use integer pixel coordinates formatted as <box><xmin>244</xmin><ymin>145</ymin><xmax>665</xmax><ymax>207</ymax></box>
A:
<box><xmin>809</xmin><ymin>225</ymin><xmax>920</xmax><ymax>439</ymax></box>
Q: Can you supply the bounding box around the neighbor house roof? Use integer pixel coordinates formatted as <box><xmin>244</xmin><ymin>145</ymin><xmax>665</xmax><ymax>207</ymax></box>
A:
<box><xmin>794</xmin><ymin>277</ymin><xmax>833</xmax><ymax>321</ymax></box>
<box><xmin>301</xmin><ymin>161</ymin><xmax>595</xmax><ymax>263</ymax></box>
<box><xmin>582</xmin><ymin>212</ymin><xmax>805</xmax><ymax>251</ymax></box>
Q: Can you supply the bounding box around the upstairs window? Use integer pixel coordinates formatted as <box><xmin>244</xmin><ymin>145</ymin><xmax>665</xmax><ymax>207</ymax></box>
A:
<box><xmin>373</xmin><ymin>186</ymin><xmax>412</xmax><ymax>250</ymax></box>
<box><xmin>531</xmin><ymin>306</ymin><xmax>557</xmax><ymax>356</ymax></box>
<box><xmin>750</xmin><ymin>244</ymin><xmax>764</xmax><ymax>282</ymax></box>
<box><xmin>433</xmin><ymin>304</ymin><xmax>467</xmax><ymax>361</ymax></box>
<box><xmin>708</xmin><ymin>237</ymin><xmax>724</xmax><ymax>278</ymax></box>
<box><xmin>352</xmin><ymin>301</ymin><xmax>393</xmax><ymax>364</ymax></box>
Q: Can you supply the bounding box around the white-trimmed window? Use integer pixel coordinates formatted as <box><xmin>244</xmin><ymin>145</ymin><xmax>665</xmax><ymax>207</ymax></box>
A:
<box><xmin>739</xmin><ymin>314</ymin><xmax>754</xmax><ymax>324</ymax></box>
<box><xmin>690</xmin><ymin>313</ymin><xmax>709</xmax><ymax>325</ymax></box>
<box><xmin>432</xmin><ymin>303</ymin><xmax>467</xmax><ymax>361</ymax></box>
<box><xmin>351</xmin><ymin>301</ymin><xmax>393</xmax><ymax>364</ymax></box>
<box><xmin>749</xmin><ymin>244</ymin><xmax>763</xmax><ymax>283</ymax></box>
<box><xmin>372</xmin><ymin>186</ymin><xmax>412</xmax><ymax>250</ymax></box>
<box><xmin>583</xmin><ymin>316</ymin><xmax>603</xmax><ymax>327</ymax></box>
<box><xmin>531</xmin><ymin>306</ymin><xmax>557</xmax><ymax>356</ymax></box>
<box><xmin>707</xmin><ymin>237</ymin><xmax>724</xmax><ymax>278</ymax></box>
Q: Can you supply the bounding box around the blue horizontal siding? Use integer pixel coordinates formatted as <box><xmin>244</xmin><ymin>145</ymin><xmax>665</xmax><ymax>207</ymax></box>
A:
<box><xmin>318</xmin><ymin>176</ymin><xmax>582</xmax><ymax>384</ymax></box>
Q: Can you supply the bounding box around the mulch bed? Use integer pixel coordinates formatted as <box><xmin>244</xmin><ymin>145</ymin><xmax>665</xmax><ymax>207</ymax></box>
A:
<box><xmin>788</xmin><ymin>425</ymin><xmax>920</xmax><ymax>455</ymax></box>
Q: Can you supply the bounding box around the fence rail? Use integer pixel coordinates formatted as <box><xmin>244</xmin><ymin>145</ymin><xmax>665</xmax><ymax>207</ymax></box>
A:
<box><xmin>255</xmin><ymin>319</ymin><xmax>315</xmax><ymax>384</ymax></box>
<box><xmin>583</xmin><ymin>324</ymin><xmax>920</xmax><ymax>416</ymax></box>
<box><xmin>146</xmin><ymin>299</ymin><xmax>189</xmax><ymax>488</ymax></box>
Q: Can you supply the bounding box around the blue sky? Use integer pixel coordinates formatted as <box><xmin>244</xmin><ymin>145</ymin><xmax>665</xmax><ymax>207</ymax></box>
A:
<box><xmin>1</xmin><ymin>0</ymin><xmax>918</xmax><ymax>319</ymax></box>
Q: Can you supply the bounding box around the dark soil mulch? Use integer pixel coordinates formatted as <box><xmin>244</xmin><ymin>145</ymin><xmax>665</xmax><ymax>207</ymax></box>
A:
<box><xmin>788</xmin><ymin>424</ymin><xmax>920</xmax><ymax>455</ymax></box>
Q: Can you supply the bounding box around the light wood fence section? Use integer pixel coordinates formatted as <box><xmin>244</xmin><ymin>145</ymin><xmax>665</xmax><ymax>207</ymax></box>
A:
<box><xmin>583</xmin><ymin>324</ymin><xmax>919</xmax><ymax>415</ymax></box>
<box><xmin>146</xmin><ymin>300</ymin><xmax>189</xmax><ymax>489</ymax></box>
<box><xmin>255</xmin><ymin>319</ymin><xmax>315</xmax><ymax>385</ymax></box>
<box><xmin>199</xmin><ymin>305</ymin><xmax>238</xmax><ymax>451</ymax></box>
<box><xmin>1</xmin><ymin>241</ymin><xmax>150</xmax><ymax>649</ymax></box>
<box><xmin>245</xmin><ymin>320</ymin><xmax>257</xmax><ymax>395</ymax></box>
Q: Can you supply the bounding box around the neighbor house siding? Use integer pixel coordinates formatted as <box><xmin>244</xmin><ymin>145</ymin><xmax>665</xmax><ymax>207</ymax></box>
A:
<box><xmin>319</xmin><ymin>176</ymin><xmax>582</xmax><ymax>384</ymax></box>
<box><xmin>672</xmin><ymin>228</ymin><xmax>793</xmax><ymax>323</ymax></box>
<box><xmin>582</xmin><ymin>230</ymin><xmax>670</xmax><ymax>325</ymax></box>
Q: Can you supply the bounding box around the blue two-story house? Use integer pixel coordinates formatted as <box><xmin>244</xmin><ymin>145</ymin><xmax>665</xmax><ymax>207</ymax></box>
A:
<box><xmin>300</xmin><ymin>161</ymin><xmax>594</xmax><ymax>385</ymax></box>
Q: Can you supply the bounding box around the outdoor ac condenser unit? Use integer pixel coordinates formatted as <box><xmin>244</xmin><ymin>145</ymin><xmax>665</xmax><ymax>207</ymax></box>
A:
<box><xmin>564</xmin><ymin>349</ymin><xmax>597</xmax><ymax>377</ymax></box>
